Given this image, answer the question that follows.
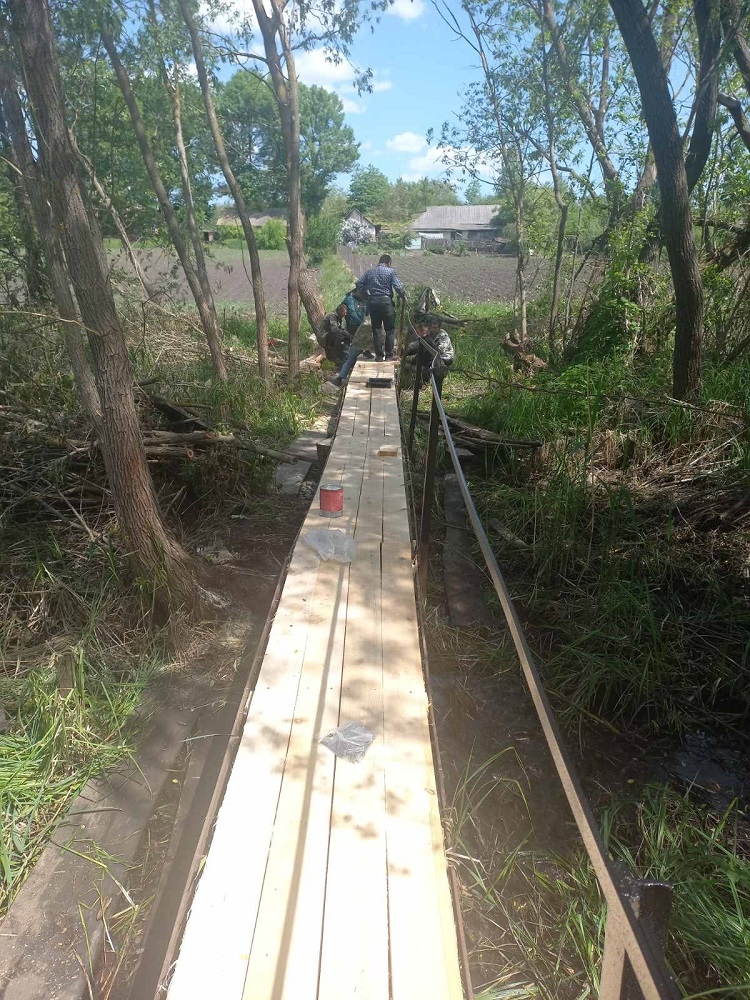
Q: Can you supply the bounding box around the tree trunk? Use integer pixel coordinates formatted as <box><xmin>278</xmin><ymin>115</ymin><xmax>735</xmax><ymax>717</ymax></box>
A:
<box><xmin>608</xmin><ymin>0</ymin><xmax>703</xmax><ymax>399</ymax></box>
<box><xmin>297</xmin><ymin>262</ymin><xmax>325</xmax><ymax>336</ymax></box>
<box><xmin>684</xmin><ymin>0</ymin><xmax>721</xmax><ymax>194</ymax></box>
<box><xmin>164</xmin><ymin>65</ymin><xmax>227</xmax><ymax>379</ymax></box>
<box><xmin>100</xmin><ymin>23</ymin><xmax>227</xmax><ymax>381</ymax></box>
<box><xmin>175</xmin><ymin>0</ymin><xmax>271</xmax><ymax>383</ymax></box>
<box><xmin>541</xmin><ymin>0</ymin><xmax>625</xmax><ymax>220</ymax></box>
<box><xmin>251</xmin><ymin>0</ymin><xmax>322</xmax><ymax>378</ymax></box>
<box><xmin>9</xmin><ymin>0</ymin><xmax>196</xmax><ymax>611</ymax></box>
<box><xmin>0</xmin><ymin>63</ymin><xmax>103</xmax><ymax>425</ymax></box>
<box><xmin>537</xmin><ymin>5</ymin><xmax>569</xmax><ymax>354</ymax></box>
<box><xmin>0</xmin><ymin>100</ymin><xmax>46</xmax><ymax>303</ymax></box>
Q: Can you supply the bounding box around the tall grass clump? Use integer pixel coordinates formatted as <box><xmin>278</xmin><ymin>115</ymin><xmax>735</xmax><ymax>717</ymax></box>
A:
<box><xmin>0</xmin><ymin>653</ymin><xmax>154</xmax><ymax>914</ymax></box>
<box><xmin>453</xmin><ymin>771</ymin><xmax>750</xmax><ymax>999</ymax></box>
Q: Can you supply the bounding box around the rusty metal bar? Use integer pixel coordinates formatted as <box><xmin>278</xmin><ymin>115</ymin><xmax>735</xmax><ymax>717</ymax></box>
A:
<box><xmin>417</xmin><ymin>388</ymin><xmax>440</xmax><ymax>594</ymax></box>
<box><xmin>425</xmin><ymin>371</ymin><xmax>679</xmax><ymax>1000</ymax></box>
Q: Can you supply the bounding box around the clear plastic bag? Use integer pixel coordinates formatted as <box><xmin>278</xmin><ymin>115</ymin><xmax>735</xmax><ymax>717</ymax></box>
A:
<box><xmin>304</xmin><ymin>529</ymin><xmax>358</xmax><ymax>563</ymax></box>
<box><xmin>320</xmin><ymin>721</ymin><xmax>376</xmax><ymax>763</ymax></box>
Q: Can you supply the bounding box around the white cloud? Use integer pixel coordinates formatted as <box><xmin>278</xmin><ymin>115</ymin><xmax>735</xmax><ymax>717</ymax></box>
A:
<box><xmin>294</xmin><ymin>49</ymin><xmax>357</xmax><ymax>88</ymax></box>
<box><xmin>200</xmin><ymin>0</ymin><xmax>258</xmax><ymax>35</ymax></box>
<box><xmin>359</xmin><ymin>140</ymin><xmax>373</xmax><ymax>151</ymax></box>
<box><xmin>341</xmin><ymin>97</ymin><xmax>365</xmax><ymax>114</ymax></box>
<box><xmin>292</xmin><ymin>49</ymin><xmax>394</xmax><ymax>115</ymax></box>
<box><xmin>386</xmin><ymin>0</ymin><xmax>426</xmax><ymax>20</ymax></box>
<box><xmin>400</xmin><ymin>145</ymin><xmax>498</xmax><ymax>182</ymax></box>
<box><xmin>386</xmin><ymin>131</ymin><xmax>427</xmax><ymax>154</ymax></box>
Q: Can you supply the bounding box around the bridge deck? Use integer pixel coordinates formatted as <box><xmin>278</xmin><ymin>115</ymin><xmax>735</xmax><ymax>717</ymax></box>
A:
<box><xmin>167</xmin><ymin>361</ymin><xmax>463</xmax><ymax>1000</ymax></box>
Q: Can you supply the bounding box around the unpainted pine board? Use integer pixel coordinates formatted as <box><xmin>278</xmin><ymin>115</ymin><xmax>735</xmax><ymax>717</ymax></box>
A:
<box><xmin>379</xmin><ymin>408</ymin><xmax>463</xmax><ymax>999</ymax></box>
<box><xmin>241</xmin><ymin>384</ymin><xmax>371</xmax><ymax>1000</ymax></box>
<box><xmin>167</xmin><ymin>537</ymin><xmax>323</xmax><ymax>1000</ymax></box>
<box><xmin>380</xmin><ymin>538</ymin><xmax>463</xmax><ymax>999</ymax></box>
<box><xmin>168</xmin><ymin>387</ymin><xmax>364</xmax><ymax>1000</ymax></box>
<box><xmin>241</xmin><ymin>536</ymin><xmax>358</xmax><ymax>999</ymax></box>
<box><xmin>317</xmin><ymin>393</ymin><xmax>389</xmax><ymax>1000</ymax></box>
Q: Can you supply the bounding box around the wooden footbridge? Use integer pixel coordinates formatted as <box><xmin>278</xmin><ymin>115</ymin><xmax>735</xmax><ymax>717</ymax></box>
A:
<box><xmin>166</xmin><ymin>360</ymin><xmax>465</xmax><ymax>1000</ymax></box>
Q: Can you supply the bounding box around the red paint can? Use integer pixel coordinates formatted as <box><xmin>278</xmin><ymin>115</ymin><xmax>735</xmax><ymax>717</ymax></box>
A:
<box><xmin>319</xmin><ymin>483</ymin><xmax>343</xmax><ymax>518</ymax></box>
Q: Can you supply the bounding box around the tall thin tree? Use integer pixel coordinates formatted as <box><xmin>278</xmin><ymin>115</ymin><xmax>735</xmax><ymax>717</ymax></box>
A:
<box><xmin>8</xmin><ymin>0</ymin><xmax>197</xmax><ymax>610</ymax></box>
<box><xmin>176</xmin><ymin>0</ymin><xmax>271</xmax><ymax>382</ymax></box>
<box><xmin>99</xmin><ymin>19</ymin><xmax>228</xmax><ymax>381</ymax></box>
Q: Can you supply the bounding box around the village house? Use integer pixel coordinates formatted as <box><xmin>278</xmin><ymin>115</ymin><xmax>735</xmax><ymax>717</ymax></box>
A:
<box><xmin>409</xmin><ymin>204</ymin><xmax>506</xmax><ymax>250</ymax></box>
<box><xmin>343</xmin><ymin>208</ymin><xmax>381</xmax><ymax>242</ymax></box>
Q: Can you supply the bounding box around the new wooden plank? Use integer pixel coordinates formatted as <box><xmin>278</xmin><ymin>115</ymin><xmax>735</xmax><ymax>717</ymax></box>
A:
<box><xmin>241</xmin><ymin>409</ymin><xmax>370</xmax><ymax>1000</ymax></box>
<box><xmin>379</xmin><ymin>387</ymin><xmax>464</xmax><ymax>1000</ymax></box>
<box><xmin>317</xmin><ymin>387</ymin><xmax>389</xmax><ymax>1000</ymax></box>
<box><xmin>167</xmin><ymin>386</ymin><xmax>367</xmax><ymax>1000</ymax></box>
<box><xmin>167</xmin><ymin>540</ymin><xmax>322</xmax><ymax>1000</ymax></box>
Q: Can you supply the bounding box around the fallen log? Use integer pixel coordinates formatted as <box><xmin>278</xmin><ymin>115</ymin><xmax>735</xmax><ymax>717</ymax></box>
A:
<box><xmin>66</xmin><ymin>430</ymin><xmax>298</xmax><ymax>465</ymax></box>
<box><xmin>415</xmin><ymin>411</ymin><xmax>542</xmax><ymax>449</ymax></box>
<box><xmin>141</xmin><ymin>430</ymin><xmax>297</xmax><ymax>464</ymax></box>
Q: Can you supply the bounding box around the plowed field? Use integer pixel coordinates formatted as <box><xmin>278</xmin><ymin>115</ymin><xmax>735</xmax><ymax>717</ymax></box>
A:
<box><xmin>111</xmin><ymin>247</ymin><xmax>294</xmax><ymax>313</ymax></box>
<box><xmin>339</xmin><ymin>248</ymin><xmax>549</xmax><ymax>304</ymax></box>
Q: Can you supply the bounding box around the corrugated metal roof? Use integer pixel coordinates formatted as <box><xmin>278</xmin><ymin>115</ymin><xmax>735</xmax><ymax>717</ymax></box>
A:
<box><xmin>409</xmin><ymin>205</ymin><xmax>500</xmax><ymax>231</ymax></box>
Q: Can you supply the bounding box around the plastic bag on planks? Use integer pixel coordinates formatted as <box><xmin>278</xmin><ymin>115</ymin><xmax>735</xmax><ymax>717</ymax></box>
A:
<box><xmin>320</xmin><ymin>721</ymin><xmax>376</xmax><ymax>763</ymax></box>
<box><xmin>303</xmin><ymin>529</ymin><xmax>358</xmax><ymax>563</ymax></box>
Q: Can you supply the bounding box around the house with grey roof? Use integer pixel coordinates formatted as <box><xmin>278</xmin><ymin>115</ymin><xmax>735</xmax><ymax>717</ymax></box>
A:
<box><xmin>409</xmin><ymin>205</ymin><xmax>504</xmax><ymax>249</ymax></box>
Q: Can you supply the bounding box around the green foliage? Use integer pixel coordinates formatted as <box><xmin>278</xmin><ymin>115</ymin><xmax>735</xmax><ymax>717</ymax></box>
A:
<box><xmin>347</xmin><ymin>167</ymin><xmax>461</xmax><ymax>223</ymax></box>
<box><xmin>305</xmin><ymin>212</ymin><xmax>340</xmax><ymax>264</ymax></box>
<box><xmin>219</xmin><ymin>73</ymin><xmax>358</xmax><ymax>216</ymax></box>
<box><xmin>377</xmin><ymin>225</ymin><xmax>413</xmax><ymax>251</ymax></box>
<box><xmin>0</xmin><ymin>177</ymin><xmax>25</xmax><ymax>304</ymax></box>
<box><xmin>573</xmin><ymin>210</ymin><xmax>670</xmax><ymax>363</ymax></box>
<box><xmin>255</xmin><ymin>219</ymin><xmax>287</xmax><ymax>250</ymax></box>
<box><xmin>348</xmin><ymin>165</ymin><xmax>391</xmax><ymax>216</ymax></box>
<box><xmin>459</xmin><ymin>786</ymin><xmax>750</xmax><ymax>998</ymax></box>
<box><xmin>215</xmin><ymin>220</ymin><xmax>286</xmax><ymax>250</ymax></box>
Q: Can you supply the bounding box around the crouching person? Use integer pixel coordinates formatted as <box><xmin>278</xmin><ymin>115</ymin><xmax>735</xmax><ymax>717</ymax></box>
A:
<box><xmin>318</xmin><ymin>303</ymin><xmax>351</xmax><ymax>366</ymax></box>
<box><xmin>328</xmin><ymin>319</ymin><xmax>375</xmax><ymax>386</ymax></box>
<box><xmin>404</xmin><ymin>316</ymin><xmax>455</xmax><ymax>395</ymax></box>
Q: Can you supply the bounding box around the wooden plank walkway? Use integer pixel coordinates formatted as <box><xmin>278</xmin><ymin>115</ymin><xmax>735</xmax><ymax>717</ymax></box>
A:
<box><xmin>167</xmin><ymin>361</ymin><xmax>463</xmax><ymax>1000</ymax></box>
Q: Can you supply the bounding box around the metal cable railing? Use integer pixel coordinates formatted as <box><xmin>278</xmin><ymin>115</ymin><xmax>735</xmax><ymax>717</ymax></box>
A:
<box><xmin>402</xmin><ymin>344</ymin><xmax>679</xmax><ymax>1000</ymax></box>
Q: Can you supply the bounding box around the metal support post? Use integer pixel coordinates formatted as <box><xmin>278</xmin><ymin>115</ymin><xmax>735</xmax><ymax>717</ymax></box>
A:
<box><xmin>407</xmin><ymin>343</ymin><xmax>425</xmax><ymax>453</ymax></box>
<box><xmin>417</xmin><ymin>385</ymin><xmax>440</xmax><ymax>594</ymax></box>
<box><xmin>600</xmin><ymin>866</ymin><xmax>674</xmax><ymax>1000</ymax></box>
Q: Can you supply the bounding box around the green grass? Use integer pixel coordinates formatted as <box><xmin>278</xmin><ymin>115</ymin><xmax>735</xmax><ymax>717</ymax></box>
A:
<box><xmin>0</xmin><ymin>511</ymin><xmax>168</xmax><ymax>916</ymax></box>
<box><xmin>451</xmin><ymin>762</ymin><xmax>750</xmax><ymax>999</ymax></box>
<box><xmin>0</xmin><ymin>650</ymin><xmax>155</xmax><ymax>914</ymax></box>
<box><xmin>0</xmin><ymin>303</ymin><xmax>330</xmax><ymax>911</ymax></box>
<box><xmin>409</xmin><ymin>312</ymin><xmax>750</xmax><ymax>731</ymax></box>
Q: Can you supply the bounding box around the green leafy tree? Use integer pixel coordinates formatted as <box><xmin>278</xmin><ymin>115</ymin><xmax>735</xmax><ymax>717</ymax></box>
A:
<box><xmin>219</xmin><ymin>74</ymin><xmax>358</xmax><ymax>216</ymax></box>
<box><xmin>348</xmin><ymin>165</ymin><xmax>391</xmax><ymax>215</ymax></box>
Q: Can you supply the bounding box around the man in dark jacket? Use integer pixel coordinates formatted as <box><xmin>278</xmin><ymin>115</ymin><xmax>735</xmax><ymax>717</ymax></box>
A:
<box><xmin>342</xmin><ymin>287</ymin><xmax>368</xmax><ymax>336</ymax></box>
<box><xmin>405</xmin><ymin>316</ymin><xmax>455</xmax><ymax>394</ymax></box>
<box><xmin>318</xmin><ymin>303</ymin><xmax>350</xmax><ymax>365</ymax></box>
<box><xmin>355</xmin><ymin>253</ymin><xmax>406</xmax><ymax>361</ymax></box>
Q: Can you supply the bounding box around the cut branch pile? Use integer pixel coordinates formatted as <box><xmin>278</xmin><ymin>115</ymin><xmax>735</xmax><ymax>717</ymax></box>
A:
<box><xmin>415</xmin><ymin>410</ymin><xmax>542</xmax><ymax>453</ymax></box>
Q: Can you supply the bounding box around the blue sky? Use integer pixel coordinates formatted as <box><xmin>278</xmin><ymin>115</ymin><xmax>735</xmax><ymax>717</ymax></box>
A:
<box><xmin>207</xmin><ymin>0</ymin><xmax>486</xmax><ymax>194</ymax></box>
<box><xmin>293</xmin><ymin>2</ymin><xmax>481</xmax><ymax>189</ymax></box>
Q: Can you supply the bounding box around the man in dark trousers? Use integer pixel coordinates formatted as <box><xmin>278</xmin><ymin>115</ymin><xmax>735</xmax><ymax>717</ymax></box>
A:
<box><xmin>355</xmin><ymin>253</ymin><xmax>406</xmax><ymax>361</ymax></box>
<box><xmin>318</xmin><ymin>303</ymin><xmax>350</xmax><ymax>365</ymax></box>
